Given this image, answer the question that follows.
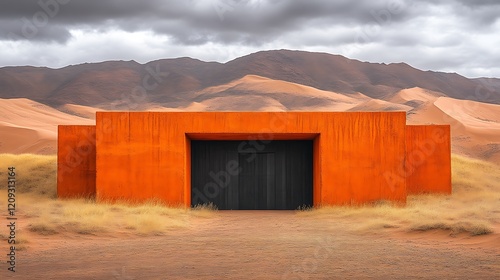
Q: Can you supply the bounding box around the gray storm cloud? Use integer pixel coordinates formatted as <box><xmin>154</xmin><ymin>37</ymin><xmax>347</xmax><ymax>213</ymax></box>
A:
<box><xmin>0</xmin><ymin>0</ymin><xmax>415</xmax><ymax>43</ymax></box>
<box><xmin>0</xmin><ymin>0</ymin><xmax>499</xmax><ymax>77</ymax></box>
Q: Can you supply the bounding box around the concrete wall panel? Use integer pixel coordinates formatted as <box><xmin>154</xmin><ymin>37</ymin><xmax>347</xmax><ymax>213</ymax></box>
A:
<box><xmin>57</xmin><ymin>125</ymin><xmax>96</xmax><ymax>198</ymax></box>
<box><xmin>323</xmin><ymin>112</ymin><xmax>407</xmax><ymax>205</ymax></box>
<box><xmin>95</xmin><ymin>112</ymin><xmax>130</xmax><ymax>201</ymax></box>
<box><xmin>95</xmin><ymin>112</ymin><xmax>408</xmax><ymax>206</ymax></box>
<box><xmin>406</xmin><ymin>125</ymin><xmax>451</xmax><ymax>194</ymax></box>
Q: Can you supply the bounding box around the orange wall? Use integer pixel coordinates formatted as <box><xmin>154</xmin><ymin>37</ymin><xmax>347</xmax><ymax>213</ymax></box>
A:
<box><xmin>57</xmin><ymin>125</ymin><xmax>96</xmax><ymax>198</ymax></box>
<box><xmin>95</xmin><ymin>112</ymin><xmax>408</xmax><ymax>206</ymax></box>
<box><xmin>325</xmin><ymin>113</ymin><xmax>407</xmax><ymax>204</ymax></box>
<box><xmin>405</xmin><ymin>125</ymin><xmax>451</xmax><ymax>194</ymax></box>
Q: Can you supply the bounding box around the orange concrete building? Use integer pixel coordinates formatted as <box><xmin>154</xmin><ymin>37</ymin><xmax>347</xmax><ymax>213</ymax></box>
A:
<box><xmin>57</xmin><ymin>125</ymin><xmax>96</xmax><ymax>198</ymax></box>
<box><xmin>57</xmin><ymin>112</ymin><xmax>451</xmax><ymax>209</ymax></box>
<box><xmin>405</xmin><ymin>125</ymin><xmax>452</xmax><ymax>194</ymax></box>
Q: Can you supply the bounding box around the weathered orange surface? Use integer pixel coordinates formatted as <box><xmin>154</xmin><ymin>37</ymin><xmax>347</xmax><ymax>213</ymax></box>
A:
<box><xmin>57</xmin><ymin>125</ymin><xmax>96</xmax><ymax>198</ymax></box>
<box><xmin>406</xmin><ymin>125</ymin><xmax>451</xmax><ymax>194</ymax></box>
<box><xmin>95</xmin><ymin>112</ymin><xmax>408</xmax><ymax>206</ymax></box>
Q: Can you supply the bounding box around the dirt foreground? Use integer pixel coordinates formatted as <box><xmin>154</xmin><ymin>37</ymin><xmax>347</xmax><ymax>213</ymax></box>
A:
<box><xmin>2</xmin><ymin>211</ymin><xmax>499</xmax><ymax>280</ymax></box>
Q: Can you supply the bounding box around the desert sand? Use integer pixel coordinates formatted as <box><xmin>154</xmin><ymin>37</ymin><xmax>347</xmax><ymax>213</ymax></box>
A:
<box><xmin>1</xmin><ymin>77</ymin><xmax>500</xmax><ymax>278</ymax></box>
<box><xmin>1</xmin><ymin>77</ymin><xmax>499</xmax><ymax>163</ymax></box>
<box><xmin>2</xmin><ymin>211</ymin><xmax>498</xmax><ymax>279</ymax></box>
<box><xmin>0</xmin><ymin>98</ymin><xmax>94</xmax><ymax>154</ymax></box>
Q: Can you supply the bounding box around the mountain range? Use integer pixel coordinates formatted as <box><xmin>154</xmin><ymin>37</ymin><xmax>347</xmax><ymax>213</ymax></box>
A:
<box><xmin>0</xmin><ymin>50</ymin><xmax>499</xmax><ymax>163</ymax></box>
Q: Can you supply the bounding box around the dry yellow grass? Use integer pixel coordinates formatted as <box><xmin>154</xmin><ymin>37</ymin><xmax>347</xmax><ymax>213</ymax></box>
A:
<box><xmin>1</xmin><ymin>153</ymin><xmax>498</xmax><ymax>238</ymax></box>
<box><xmin>0</xmin><ymin>153</ymin><xmax>57</xmax><ymax>196</ymax></box>
<box><xmin>299</xmin><ymin>154</ymin><xmax>500</xmax><ymax>236</ymax></box>
<box><xmin>0</xmin><ymin>154</ymin><xmax>216</xmax><ymax>238</ymax></box>
<box><xmin>0</xmin><ymin>191</ymin><xmax>204</xmax><ymax>236</ymax></box>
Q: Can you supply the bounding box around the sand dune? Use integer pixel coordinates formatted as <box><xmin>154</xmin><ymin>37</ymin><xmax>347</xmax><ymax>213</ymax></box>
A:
<box><xmin>392</xmin><ymin>88</ymin><xmax>500</xmax><ymax>163</ymax></box>
<box><xmin>433</xmin><ymin>97</ymin><xmax>500</xmax><ymax>163</ymax></box>
<box><xmin>1</xmin><ymin>82</ymin><xmax>499</xmax><ymax>163</ymax></box>
<box><xmin>348</xmin><ymin>98</ymin><xmax>412</xmax><ymax>112</ymax></box>
<box><xmin>58</xmin><ymin>104</ymin><xmax>99</xmax><ymax>120</ymax></box>
<box><xmin>186</xmin><ymin>75</ymin><xmax>364</xmax><ymax>111</ymax></box>
<box><xmin>197</xmin><ymin>75</ymin><xmax>358</xmax><ymax>102</ymax></box>
<box><xmin>200</xmin><ymin>95</ymin><xmax>288</xmax><ymax>111</ymax></box>
<box><xmin>390</xmin><ymin>87</ymin><xmax>444</xmax><ymax>104</ymax></box>
<box><xmin>0</xmin><ymin>98</ymin><xmax>94</xmax><ymax>154</ymax></box>
<box><xmin>0</xmin><ymin>50</ymin><xmax>498</xmax><ymax>162</ymax></box>
<box><xmin>434</xmin><ymin>97</ymin><xmax>500</xmax><ymax>130</ymax></box>
<box><xmin>2</xmin><ymin>50</ymin><xmax>499</xmax><ymax>107</ymax></box>
<box><xmin>0</xmin><ymin>124</ymin><xmax>45</xmax><ymax>153</ymax></box>
<box><xmin>1</xmin><ymin>51</ymin><xmax>498</xmax><ymax>280</ymax></box>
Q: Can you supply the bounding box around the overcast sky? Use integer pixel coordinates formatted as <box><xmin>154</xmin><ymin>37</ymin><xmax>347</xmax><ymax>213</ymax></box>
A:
<box><xmin>0</xmin><ymin>0</ymin><xmax>499</xmax><ymax>78</ymax></box>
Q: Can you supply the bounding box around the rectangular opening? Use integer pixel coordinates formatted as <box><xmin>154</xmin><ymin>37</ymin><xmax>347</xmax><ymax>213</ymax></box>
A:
<box><xmin>191</xmin><ymin>140</ymin><xmax>313</xmax><ymax>210</ymax></box>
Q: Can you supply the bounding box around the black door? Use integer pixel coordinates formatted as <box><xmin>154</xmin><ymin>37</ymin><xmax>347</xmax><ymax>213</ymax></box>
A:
<box><xmin>238</xmin><ymin>152</ymin><xmax>275</xmax><ymax>209</ymax></box>
<box><xmin>191</xmin><ymin>140</ymin><xmax>313</xmax><ymax>210</ymax></box>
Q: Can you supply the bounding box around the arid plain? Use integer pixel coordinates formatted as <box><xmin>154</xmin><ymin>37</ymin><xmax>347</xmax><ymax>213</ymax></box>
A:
<box><xmin>1</xmin><ymin>50</ymin><xmax>499</xmax><ymax>279</ymax></box>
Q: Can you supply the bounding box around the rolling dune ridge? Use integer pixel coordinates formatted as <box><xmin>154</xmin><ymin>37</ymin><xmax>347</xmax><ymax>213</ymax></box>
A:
<box><xmin>1</xmin><ymin>80</ymin><xmax>498</xmax><ymax>164</ymax></box>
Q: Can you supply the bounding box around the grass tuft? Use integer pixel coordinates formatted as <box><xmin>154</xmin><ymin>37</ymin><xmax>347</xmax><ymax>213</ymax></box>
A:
<box><xmin>0</xmin><ymin>154</ymin><xmax>223</xmax><ymax>237</ymax></box>
<box><xmin>296</xmin><ymin>204</ymin><xmax>314</xmax><ymax>211</ymax></box>
<box><xmin>192</xmin><ymin>202</ymin><xmax>218</xmax><ymax>211</ymax></box>
<box><xmin>410</xmin><ymin>221</ymin><xmax>493</xmax><ymax>236</ymax></box>
<box><xmin>0</xmin><ymin>153</ymin><xmax>57</xmax><ymax>197</ymax></box>
<box><xmin>0</xmin><ymin>153</ymin><xmax>498</xmax><ymax>239</ymax></box>
<box><xmin>28</xmin><ymin>223</ymin><xmax>59</xmax><ymax>235</ymax></box>
<box><xmin>300</xmin><ymin>154</ymin><xmax>500</xmax><ymax>236</ymax></box>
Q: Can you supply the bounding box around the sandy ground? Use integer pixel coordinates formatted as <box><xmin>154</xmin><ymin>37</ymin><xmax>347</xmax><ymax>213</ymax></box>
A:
<box><xmin>1</xmin><ymin>71</ymin><xmax>499</xmax><ymax>280</ymax></box>
<box><xmin>3</xmin><ymin>211</ymin><xmax>499</xmax><ymax>280</ymax></box>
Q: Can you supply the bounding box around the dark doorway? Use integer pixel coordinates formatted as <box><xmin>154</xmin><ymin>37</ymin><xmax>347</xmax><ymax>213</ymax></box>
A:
<box><xmin>191</xmin><ymin>140</ymin><xmax>313</xmax><ymax>210</ymax></box>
